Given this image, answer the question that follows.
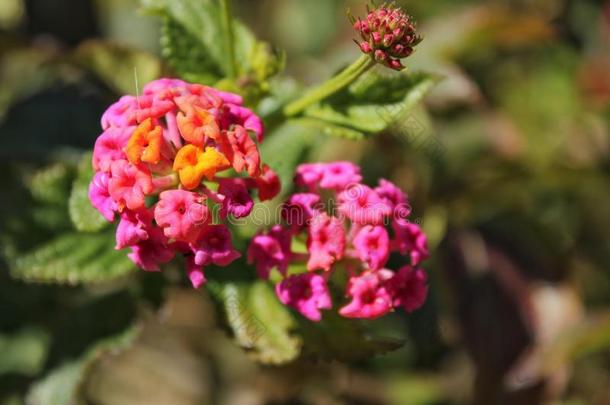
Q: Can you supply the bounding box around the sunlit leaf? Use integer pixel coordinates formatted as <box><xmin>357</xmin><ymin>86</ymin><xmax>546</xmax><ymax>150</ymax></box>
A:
<box><xmin>298</xmin><ymin>70</ymin><xmax>439</xmax><ymax>138</ymax></box>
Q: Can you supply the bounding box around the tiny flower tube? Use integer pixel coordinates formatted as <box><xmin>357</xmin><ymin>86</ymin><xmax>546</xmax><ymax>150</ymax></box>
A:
<box><xmin>276</xmin><ymin>273</ymin><xmax>332</xmax><ymax>321</ymax></box>
<box><xmin>389</xmin><ymin>266</ymin><xmax>428</xmax><ymax>313</ymax></box>
<box><xmin>247</xmin><ymin>225</ymin><xmax>292</xmax><ymax>280</ymax></box>
<box><xmin>218</xmin><ymin>178</ymin><xmax>254</xmax><ymax>219</ymax></box>
<box><xmin>248</xmin><ymin>162</ymin><xmax>430</xmax><ymax>322</ymax></box>
<box><xmin>191</xmin><ymin>225</ymin><xmax>241</xmax><ymax>267</ymax></box>
<box><xmin>339</xmin><ymin>270</ymin><xmax>394</xmax><ymax>319</ymax></box>
<box><xmin>154</xmin><ymin>190</ymin><xmax>209</xmax><ymax>243</ymax></box>
<box><xmin>307</xmin><ymin>212</ymin><xmax>346</xmax><ymax>272</ymax></box>
<box><xmin>89</xmin><ymin>78</ymin><xmax>279</xmax><ymax>284</ymax></box>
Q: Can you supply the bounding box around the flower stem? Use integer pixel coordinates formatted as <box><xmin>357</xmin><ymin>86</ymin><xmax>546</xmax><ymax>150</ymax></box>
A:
<box><xmin>283</xmin><ymin>54</ymin><xmax>375</xmax><ymax>117</ymax></box>
<box><xmin>220</xmin><ymin>0</ymin><xmax>237</xmax><ymax>79</ymax></box>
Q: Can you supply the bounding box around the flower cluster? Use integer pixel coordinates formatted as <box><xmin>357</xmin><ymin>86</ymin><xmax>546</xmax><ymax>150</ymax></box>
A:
<box><xmin>89</xmin><ymin>78</ymin><xmax>280</xmax><ymax>287</ymax></box>
<box><xmin>248</xmin><ymin>162</ymin><xmax>429</xmax><ymax>321</ymax></box>
<box><xmin>352</xmin><ymin>2</ymin><xmax>421</xmax><ymax>70</ymax></box>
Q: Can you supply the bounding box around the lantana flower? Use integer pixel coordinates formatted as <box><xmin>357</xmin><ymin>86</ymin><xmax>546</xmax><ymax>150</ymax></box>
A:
<box><xmin>248</xmin><ymin>162</ymin><xmax>430</xmax><ymax>321</ymax></box>
<box><xmin>89</xmin><ymin>78</ymin><xmax>280</xmax><ymax>287</ymax></box>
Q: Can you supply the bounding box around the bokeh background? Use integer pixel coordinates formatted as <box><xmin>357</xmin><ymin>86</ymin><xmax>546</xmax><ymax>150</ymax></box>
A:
<box><xmin>1</xmin><ymin>0</ymin><xmax>610</xmax><ymax>404</ymax></box>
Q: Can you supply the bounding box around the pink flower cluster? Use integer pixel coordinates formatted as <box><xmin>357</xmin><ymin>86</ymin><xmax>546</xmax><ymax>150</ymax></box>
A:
<box><xmin>248</xmin><ymin>161</ymin><xmax>429</xmax><ymax>321</ymax></box>
<box><xmin>352</xmin><ymin>2</ymin><xmax>421</xmax><ymax>70</ymax></box>
<box><xmin>89</xmin><ymin>78</ymin><xmax>280</xmax><ymax>287</ymax></box>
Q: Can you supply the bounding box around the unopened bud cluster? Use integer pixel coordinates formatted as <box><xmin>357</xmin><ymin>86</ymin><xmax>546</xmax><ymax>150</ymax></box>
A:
<box><xmin>352</xmin><ymin>2</ymin><xmax>421</xmax><ymax>71</ymax></box>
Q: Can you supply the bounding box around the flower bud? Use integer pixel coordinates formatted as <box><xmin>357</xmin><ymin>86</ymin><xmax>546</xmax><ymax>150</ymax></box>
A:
<box><xmin>352</xmin><ymin>2</ymin><xmax>421</xmax><ymax>71</ymax></box>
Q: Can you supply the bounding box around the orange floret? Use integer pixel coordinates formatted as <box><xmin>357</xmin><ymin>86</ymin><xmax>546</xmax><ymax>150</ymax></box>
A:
<box><xmin>173</xmin><ymin>144</ymin><xmax>230</xmax><ymax>190</ymax></box>
<box><xmin>125</xmin><ymin>118</ymin><xmax>164</xmax><ymax>165</ymax></box>
<box><xmin>176</xmin><ymin>105</ymin><xmax>220</xmax><ymax>146</ymax></box>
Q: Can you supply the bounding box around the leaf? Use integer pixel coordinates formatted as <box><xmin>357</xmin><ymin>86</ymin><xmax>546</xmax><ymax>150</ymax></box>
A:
<box><xmin>26</xmin><ymin>163</ymin><xmax>76</xmax><ymax>231</ymax></box>
<box><xmin>142</xmin><ymin>0</ymin><xmax>282</xmax><ymax>98</ymax></box>
<box><xmin>258</xmin><ymin>122</ymin><xmax>317</xmax><ymax>196</ymax></box>
<box><xmin>26</xmin><ymin>327</ymin><xmax>139</xmax><ymax>405</ymax></box>
<box><xmin>142</xmin><ymin>0</ymin><xmax>244</xmax><ymax>77</ymax></box>
<box><xmin>160</xmin><ymin>17</ymin><xmax>221</xmax><ymax>84</ymax></box>
<box><xmin>291</xmin><ymin>117</ymin><xmax>365</xmax><ymax>140</ymax></box>
<box><xmin>0</xmin><ymin>328</ymin><xmax>49</xmax><ymax>376</ymax></box>
<box><xmin>213</xmin><ymin>281</ymin><xmax>301</xmax><ymax>365</ymax></box>
<box><xmin>73</xmin><ymin>40</ymin><xmax>162</xmax><ymax>95</ymax></box>
<box><xmin>299</xmin><ymin>70</ymin><xmax>439</xmax><ymax>138</ymax></box>
<box><xmin>29</xmin><ymin>163</ymin><xmax>74</xmax><ymax>207</ymax></box>
<box><xmin>69</xmin><ymin>152</ymin><xmax>110</xmax><ymax>232</ymax></box>
<box><xmin>10</xmin><ymin>232</ymin><xmax>136</xmax><ymax>285</ymax></box>
<box><xmin>298</xmin><ymin>311</ymin><xmax>405</xmax><ymax>362</ymax></box>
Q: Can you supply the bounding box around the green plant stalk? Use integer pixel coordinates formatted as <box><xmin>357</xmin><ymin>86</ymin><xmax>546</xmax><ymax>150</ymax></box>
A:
<box><xmin>283</xmin><ymin>54</ymin><xmax>375</xmax><ymax>117</ymax></box>
<box><xmin>220</xmin><ymin>0</ymin><xmax>238</xmax><ymax>79</ymax></box>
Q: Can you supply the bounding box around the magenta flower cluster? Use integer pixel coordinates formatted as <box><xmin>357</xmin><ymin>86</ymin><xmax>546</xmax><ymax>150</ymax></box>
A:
<box><xmin>88</xmin><ymin>78</ymin><xmax>280</xmax><ymax>288</ymax></box>
<box><xmin>352</xmin><ymin>2</ymin><xmax>422</xmax><ymax>70</ymax></box>
<box><xmin>248</xmin><ymin>162</ymin><xmax>429</xmax><ymax>321</ymax></box>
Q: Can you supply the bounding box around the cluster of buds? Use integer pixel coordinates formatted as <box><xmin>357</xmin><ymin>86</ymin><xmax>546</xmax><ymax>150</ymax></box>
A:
<box><xmin>89</xmin><ymin>78</ymin><xmax>280</xmax><ymax>288</ymax></box>
<box><xmin>248</xmin><ymin>162</ymin><xmax>429</xmax><ymax>321</ymax></box>
<box><xmin>351</xmin><ymin>2</ymin><xmax>422</xmax><ymax>70</ymax></box>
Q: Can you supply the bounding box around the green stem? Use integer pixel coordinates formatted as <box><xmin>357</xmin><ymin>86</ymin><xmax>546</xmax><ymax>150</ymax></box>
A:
<box><xmin>283</xmin><ymin>54</ymin><xmax>375</xmax><ymax>117</ymax></box>
<box><xmin>220</xmin><ymin>0</ymin><xmax>237</xmax><ymax>79</ymax></box>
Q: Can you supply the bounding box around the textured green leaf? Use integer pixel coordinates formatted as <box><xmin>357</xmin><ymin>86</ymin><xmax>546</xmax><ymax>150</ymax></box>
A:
<box><xmin>142</xmin><ymin>0</ymin><xmax>245</xmax><ymax>77</ymax></box>
<box><xmin>142</xmin><ymin>0</ymin><xmax>282</xmax><ymax>98</ymax></box>
<box><xmin>216</xmin><ymin>281</ymin><xmax>301</xmax><ymax>365</ymax></box>
<box><xmin>10</xmin><ymin>232</ymin><xmax>136</xmax><ymax>285</ymax></box>
<box><xmin>301</xmin><ymin>70</ymin><xmax>439</xmax><ymax>138</ymax></box>
<box><xmin>27</xmin><ymin>327</ymin><xmax>139</xmax><ymax>405</ymax></box>
<box><xmin>298</xmin><ymin>311</ymin><xmax>405</xmax><ymax>362</ymax></box>
<box><xmin>69</xmin><ymin>153</ymin><xmax>110</xmax><ymax>232</ymax></box>
<box><xmin>160</xmin><ymin>17</ymin><xmax>221</xmax><ymax>84</ymax></box>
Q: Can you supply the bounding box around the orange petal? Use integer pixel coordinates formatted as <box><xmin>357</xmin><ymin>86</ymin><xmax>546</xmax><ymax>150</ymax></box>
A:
<box><xmin>173</xmin><ymin>145</ymin><xmax>229</xmax><ymax>189</ymax></box>
<box><xmin>141</xmin><ymin>125</ymin><xmax>163</xmax><ymax>164</ymax></box>
<box><xmin>126</xmin><ymin>118</ymin><xmax>163</xmax><ymax>164</ymax></box>
<box><xmin>176</xmin><ymin>106</ymin><xmax>220</xmax><ymax>146</ymax></box>
<box><xmin>197</xmin><ymin>147</ymin><xmax>230</xmax><ymax>180</ymax></box>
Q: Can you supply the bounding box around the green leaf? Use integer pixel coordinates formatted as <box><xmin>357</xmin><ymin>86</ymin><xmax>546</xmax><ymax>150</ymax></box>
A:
<box><xmin>10</xmin><ymin>232</ymin><xmax>136</xmax><ymax>285</ymax></box>
<box><xmin>299</xmin><ymin>70</ymin><xmax>439</xmax><ymax>138</ymax></box>
<box><xmin>0</xmin><ymin>328</ymin><xmax>49</xmax><ymax>376</ymax></box>
<box><xmin>29</xmin><ymin>163</ymin><xmax>74</xmax><ymax>207</ymax></box>
<box><xmin>160</xmin><ymin>17</ymin><xmax>221</xmax><ymax>84</ymax></box>
<box><xmin>142</xmin><ymin>0</ymin><xmax>282</xmax><ymax>98</ymax></box>
<box><xmin>69</xmin><ymin>153</ymin><xmax>110</xmax><ymax>232</ymax></box>
<box><xmin>298</xmin><ymin>311</ymin><xmax>405</xmax><ymax>362</ymax></box>
<box><xmin>142</xmin><ymin>0</ymin><xmax>243</xmax><ymax>77</ymax></box>
<box><xmin>73</xmin><ymin>40</ymin><xmax>162</xmax><ymax>95</ymax></box>
<box><xmin>258</xmin><ymin>122</ymin><xmax>317</xmax><ymax>196</ymax></box>
<box><xmin>291</xmin><ymin>117</ymin><xmax>366</xmax><ymax>140</ymax></box>
<box><xmin>26</xmin><ymin>327</ymin><xmax>139</xmax><ymax>405</ymax></box>
<box><xmin>214</xmin><ymin>281</ymin><xmax>301</xmax><ymax>365</ymax></box>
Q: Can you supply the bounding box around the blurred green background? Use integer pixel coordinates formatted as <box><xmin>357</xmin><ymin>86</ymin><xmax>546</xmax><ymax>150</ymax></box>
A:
<box><xmin>1</xmin><ymin>0</ymin><xmax>610</xmax><ymax>404</ymax></box>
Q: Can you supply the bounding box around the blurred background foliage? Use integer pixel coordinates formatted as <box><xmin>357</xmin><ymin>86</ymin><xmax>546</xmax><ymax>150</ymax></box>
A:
<box><xmin>0</xmin><ymin>0</ymin><xmax>609</xmax><ymax>404</ymax></box>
